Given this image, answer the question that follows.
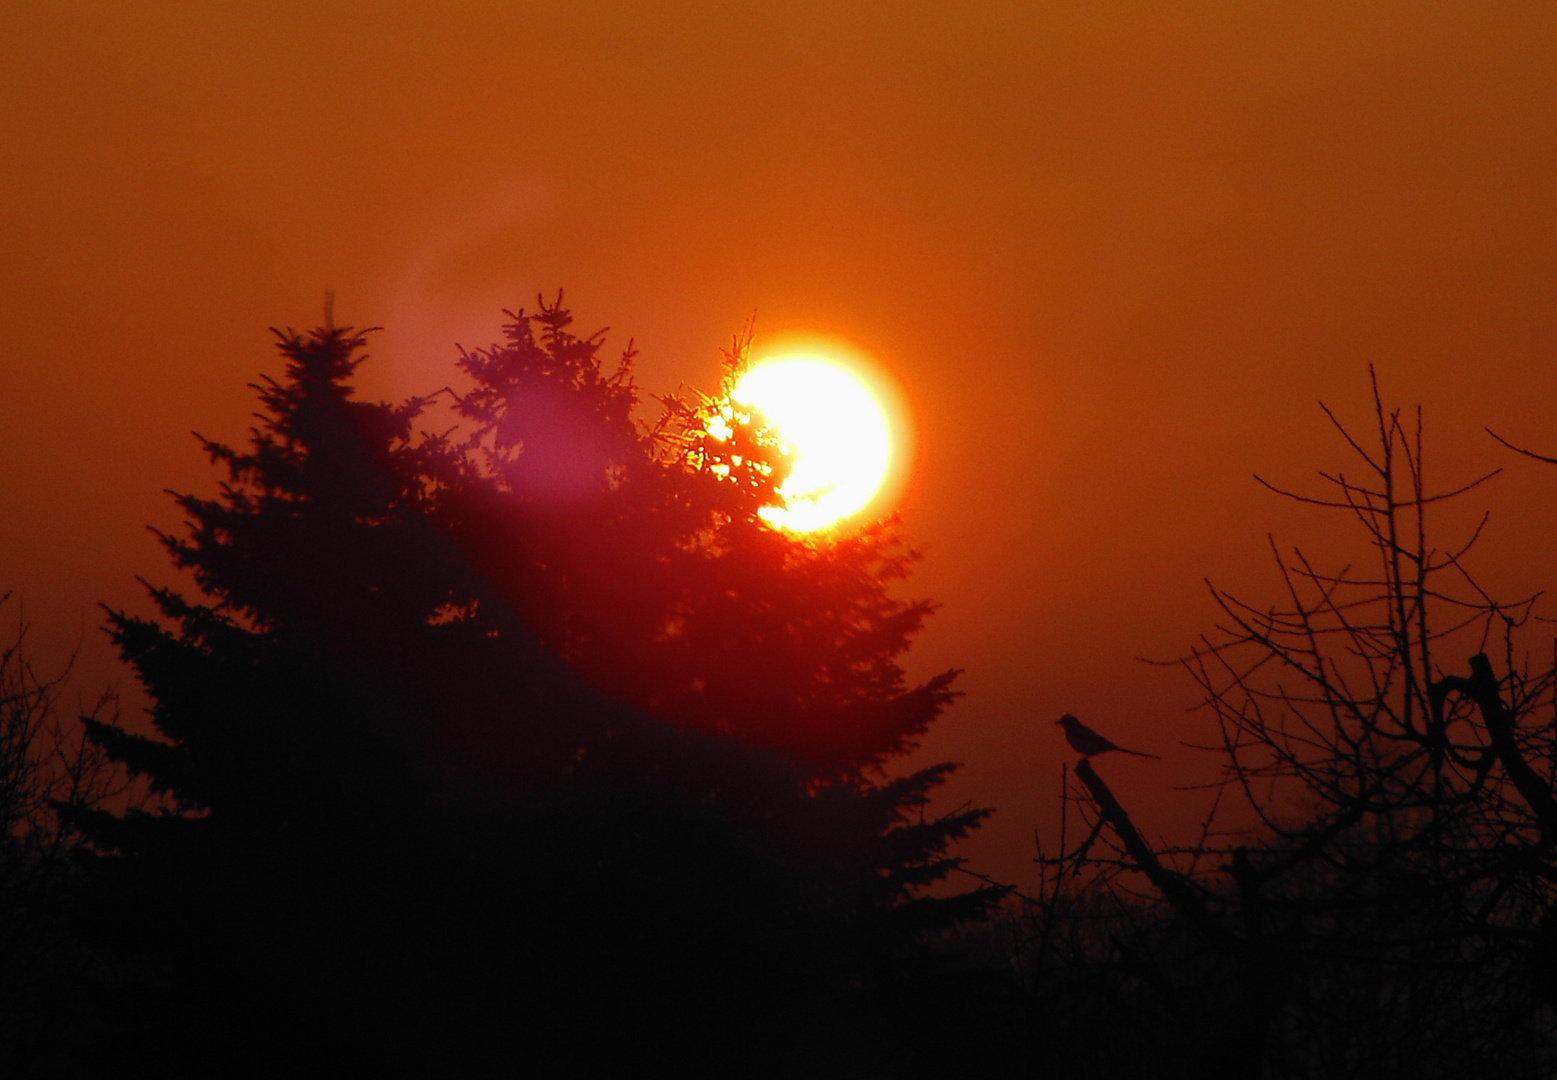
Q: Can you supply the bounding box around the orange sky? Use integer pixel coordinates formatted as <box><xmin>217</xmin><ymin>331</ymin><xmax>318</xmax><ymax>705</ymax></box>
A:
<box><xmin>3</xmin><ymin>1</ymin><xmax>1555</xmax><ymax>889</ymax></box>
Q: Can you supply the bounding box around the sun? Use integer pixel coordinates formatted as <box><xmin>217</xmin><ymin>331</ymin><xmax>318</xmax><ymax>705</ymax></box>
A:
<box><xmin>731</xmin><ymin>354</ymin><xmax>896</xmax><ymax>532</ymax></box>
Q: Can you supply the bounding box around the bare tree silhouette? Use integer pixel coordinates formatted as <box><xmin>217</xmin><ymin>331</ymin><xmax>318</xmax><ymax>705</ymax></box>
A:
<box><xmin>0</xmin><ymin>594</ymin><xmax>126</xmax><ymax>1075</ymax></box>
<box><xmin>1014</xmin><ymin>371</ymin><xmax>1557</xmax><ymax>1078</ymax></box>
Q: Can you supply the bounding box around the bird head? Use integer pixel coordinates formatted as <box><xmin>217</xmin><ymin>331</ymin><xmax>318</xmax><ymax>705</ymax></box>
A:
<box><xmin>1056</xmin><ymin>714</ymin><xmax>1077</xmax><ymax>728</ymax></box>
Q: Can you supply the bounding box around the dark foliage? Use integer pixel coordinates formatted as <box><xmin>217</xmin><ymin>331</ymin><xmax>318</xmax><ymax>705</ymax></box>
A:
<box><xmin>58</xmin><ymin>299</ymin><xmax>1002</xmax><ymax>1075</ymax></box>
<box><xmin>446</xmin><ymin>302</ymin><xmax>960</xmax><ymax>774</ymax></box>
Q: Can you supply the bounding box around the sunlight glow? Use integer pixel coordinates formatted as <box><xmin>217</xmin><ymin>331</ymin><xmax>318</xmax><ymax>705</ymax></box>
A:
<box><xmin>732</xmin><ymin>356</ymin><xmax>894</xmax><ymax>532</ymax></box>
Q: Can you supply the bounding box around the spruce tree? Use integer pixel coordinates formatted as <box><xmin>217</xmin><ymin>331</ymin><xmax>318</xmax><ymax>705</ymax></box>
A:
<box><xmin>450</xmin><ymin>299</ymin><xmax>965</xmax><ymax>771</ymax></box>
<box><xmin>445</xmin><ymin>296</ymin><xmax>998</xmax><ymax>936</ymax></box>
<box><xmin>66</xmin><ymin>301</ymin><xmax>1004</xmax><ymax>1074</ymax></box>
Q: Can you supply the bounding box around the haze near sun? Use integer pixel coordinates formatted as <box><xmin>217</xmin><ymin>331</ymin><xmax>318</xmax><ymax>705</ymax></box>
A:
<box><xmin>732</xmin><ymin>354</ymin><xmax>896</xmax><ymax>533</ymax></box>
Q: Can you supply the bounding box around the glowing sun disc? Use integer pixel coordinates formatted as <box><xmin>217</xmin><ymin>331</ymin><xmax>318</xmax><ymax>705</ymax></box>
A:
<box><xmin>732</xmin><ymin>356</ymin><xmax>894</xmax><ymax>532</ymax></box>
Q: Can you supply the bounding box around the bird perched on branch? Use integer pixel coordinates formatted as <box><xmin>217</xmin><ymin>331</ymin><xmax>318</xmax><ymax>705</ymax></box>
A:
<box><xmin>1056</xmin><ymin>714</ymin><xmax>1160</xmax><ymax>759</ymax></box>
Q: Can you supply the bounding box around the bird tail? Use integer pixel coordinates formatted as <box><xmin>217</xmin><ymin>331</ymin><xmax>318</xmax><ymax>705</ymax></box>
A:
<box><xmin>1116</xmin><ymin>748</ymin><xmax>1161</xmax><ymax>759</ymax></box>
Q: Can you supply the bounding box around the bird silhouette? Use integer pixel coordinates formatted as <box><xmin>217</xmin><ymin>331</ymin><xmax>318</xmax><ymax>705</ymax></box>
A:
<box><xmin>1055</xmin><ymin>714</ymin><xmax>1160</xmax><ymax>759</ymax></box>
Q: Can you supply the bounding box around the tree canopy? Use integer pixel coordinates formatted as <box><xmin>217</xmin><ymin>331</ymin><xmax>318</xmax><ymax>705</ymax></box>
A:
<box><xmin>60</xmin><ymin>296</ymin><xmax>1002</xmax><ymax>1074</ymax></box>
<box><xmin>443</xmin><ymin>301</ymin><xmax>960</xmax><ymax>773</ymax></box>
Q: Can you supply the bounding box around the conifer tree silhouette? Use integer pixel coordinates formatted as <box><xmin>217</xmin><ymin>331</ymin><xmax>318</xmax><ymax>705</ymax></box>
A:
<box><xmin>449</xmin><ymin>299</ymin><xmax>963</xmax><ymax>775</ymax></box>
<box><xmin>62</xmin><ymin>300</ymin><xmax>1004</xmax><ymax>1074</ymax></box>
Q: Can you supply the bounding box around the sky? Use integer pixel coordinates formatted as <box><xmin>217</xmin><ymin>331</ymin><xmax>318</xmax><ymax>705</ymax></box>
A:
<box><xmin>3</xmin><ymin>1</ymin><xmax>1555</xmax><ymax>890</ymax></box>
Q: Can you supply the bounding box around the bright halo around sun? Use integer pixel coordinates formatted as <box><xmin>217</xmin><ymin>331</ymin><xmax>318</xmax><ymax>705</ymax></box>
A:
<box><xmin>732</xmin><ymin>355</ymin><xmax>896</xmax><ymax>533</ymax></box>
